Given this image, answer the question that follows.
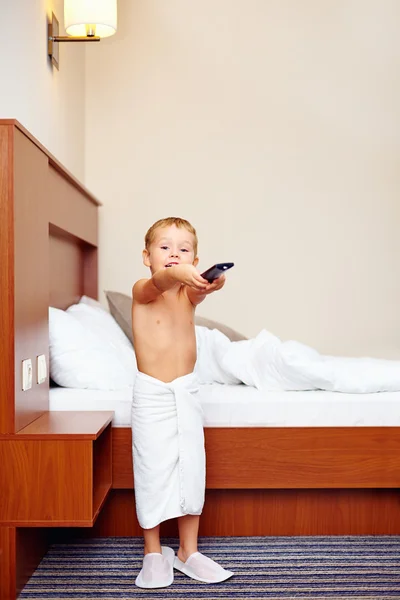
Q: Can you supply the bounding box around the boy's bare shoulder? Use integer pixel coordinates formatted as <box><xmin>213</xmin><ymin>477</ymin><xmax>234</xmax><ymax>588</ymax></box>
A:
<box><xmin>132</xmin><ymin>278</ymin><xmax>145</xmax><ymax>298</ymax></box>
<box><xmin>132</xmin><ymin>278</ymin><xmax>148</xmax><ymax>293</ymax></box>
<box><xmin>132</xmin><ymin>278</ymin><xmax>161</xmax><ymax>305</ymax></box>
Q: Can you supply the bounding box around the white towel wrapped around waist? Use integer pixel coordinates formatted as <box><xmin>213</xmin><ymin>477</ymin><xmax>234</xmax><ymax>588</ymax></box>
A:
<box><xmin>132</xmin><ymin>371</ymin><xmax>205</xmax><ymax>529</ymax></box>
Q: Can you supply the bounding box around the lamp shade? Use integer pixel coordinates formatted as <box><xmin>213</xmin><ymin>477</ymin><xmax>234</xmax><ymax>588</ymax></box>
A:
<box><xmin>64</xmin><ymin>0</ymin><xmax>117</xmax><ymax>38</ymax></box>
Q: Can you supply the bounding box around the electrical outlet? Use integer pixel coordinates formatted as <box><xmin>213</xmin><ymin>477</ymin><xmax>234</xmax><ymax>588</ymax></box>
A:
<box><xmin>37</xmin><ymin>354</ymin><xmax>47</xmax><ymax>384</ymax></box>
<box><xmin>22</xmin><ymin>359</ymin><xmax>33</xmax><ymax>391</ymax></box>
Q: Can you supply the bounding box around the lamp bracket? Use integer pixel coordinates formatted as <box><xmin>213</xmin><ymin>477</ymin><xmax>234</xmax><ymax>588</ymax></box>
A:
<box><xmin>48</xmin><ymin>12</ymin><xmax>100</xmax><ymax>70</ymax></box>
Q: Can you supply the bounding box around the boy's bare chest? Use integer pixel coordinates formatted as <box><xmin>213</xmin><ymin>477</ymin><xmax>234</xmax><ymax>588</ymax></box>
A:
<box><xmin>132</xmin><ymin>293</ymin><xmax>194</xmax><ymax>331</ymax></box>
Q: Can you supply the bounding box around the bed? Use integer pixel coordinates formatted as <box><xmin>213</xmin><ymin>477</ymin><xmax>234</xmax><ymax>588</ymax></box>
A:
<box><xmin>2</xmin><ymin>120</ymin><xmax>400</xmax><ymax>598</ymax></box>
<box><xmin>48</xmin><ymin>379</ymin><xmax>400</xmax><ymax>537</ymax></box>
<box><xmin>49</xmin><ymin>307</ymin><xmax>400</xmax><ymax>531</ymax></box>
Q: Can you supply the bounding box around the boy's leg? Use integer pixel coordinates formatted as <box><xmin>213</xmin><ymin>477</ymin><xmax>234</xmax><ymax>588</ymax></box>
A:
<box><xmin>143</xmin><ymin>524</ymin><xmax>162</xmax><ymax>554</ymax></box>
<box><xmin>177</xmin><ymin>514</ymin><xmax>200</xmax><ymax>561</ymax></box>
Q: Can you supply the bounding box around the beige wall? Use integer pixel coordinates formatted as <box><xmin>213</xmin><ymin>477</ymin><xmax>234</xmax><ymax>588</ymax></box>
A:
<box><xmin>0</xmin><ymin>0</ymin><xmax>86</xmax><ymax>180</ymax></box>
<box><xmin>85</xmin><ymin>0</ymin><xmax>400</xmax><ymax>358</ymax></box>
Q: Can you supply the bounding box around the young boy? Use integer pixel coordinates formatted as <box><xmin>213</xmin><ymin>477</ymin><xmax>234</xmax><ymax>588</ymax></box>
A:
<box><xmin>131</xmin><ymin>217</ymin><xmax>234</xmax><ymax>588</ymax></box>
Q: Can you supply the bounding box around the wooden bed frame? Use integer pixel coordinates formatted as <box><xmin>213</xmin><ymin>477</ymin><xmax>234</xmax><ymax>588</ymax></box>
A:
<box><xmin>1</xmin><ymin>120</ymin><xmax>400</xmax><ymax>598</ymax></box>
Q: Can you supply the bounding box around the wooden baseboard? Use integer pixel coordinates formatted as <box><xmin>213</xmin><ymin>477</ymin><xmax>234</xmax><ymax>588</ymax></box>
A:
<box><xmin>72</xmin><ymin>488</ymin><xmax>400</xmax><ymax>538</ymax></box>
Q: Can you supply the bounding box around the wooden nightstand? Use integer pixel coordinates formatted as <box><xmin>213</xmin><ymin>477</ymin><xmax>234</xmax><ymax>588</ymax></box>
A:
<box><xmin>0</xmin><ymin>411</ymin><xmax>113</xmax><ymax>527</ymax></box>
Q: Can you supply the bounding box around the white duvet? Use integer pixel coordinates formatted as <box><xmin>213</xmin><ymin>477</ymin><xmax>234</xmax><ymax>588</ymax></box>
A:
<box><xmin>195</xmin><ymin>327</ymin><xmax>400</xmax><ymax>393</ymax></box>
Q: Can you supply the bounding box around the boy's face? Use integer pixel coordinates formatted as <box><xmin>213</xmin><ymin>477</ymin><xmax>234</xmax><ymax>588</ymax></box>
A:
<box><xmin>143</xmin><ymin>225</ymin><xmax>198</xmax><ymax>273</ymax></box>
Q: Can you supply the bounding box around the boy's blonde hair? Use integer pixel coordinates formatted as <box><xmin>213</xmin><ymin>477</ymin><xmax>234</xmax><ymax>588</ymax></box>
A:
<box><xmin>145</xmin><ymin>217</ymin><xmax>198</xmax><ymax>256</ymax></box>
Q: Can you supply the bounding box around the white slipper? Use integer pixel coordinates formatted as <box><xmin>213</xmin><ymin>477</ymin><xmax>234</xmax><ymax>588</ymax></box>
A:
<box><xmin>135</xmin><ymin>546</ymin><xmax>175</xmax><ymax>588</ymax></box>
<box><xmin>174</xmin><ymin>551</ymin><xmax>234</xmax><ymax>583</ymax></box>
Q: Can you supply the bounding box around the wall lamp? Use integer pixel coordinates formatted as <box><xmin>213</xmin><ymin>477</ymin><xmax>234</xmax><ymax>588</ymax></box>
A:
<box><xmin>48</xmin><ymin>0</ymin><xmax>117</xmax><ymax>70</ymax></box>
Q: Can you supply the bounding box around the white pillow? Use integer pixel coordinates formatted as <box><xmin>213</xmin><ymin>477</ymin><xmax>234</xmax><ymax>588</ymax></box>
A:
<box><xmin>69</xmin><ymin>301</ymin><xmax>137</xmax><ymax>381</ymax></box>
<box><xmin>79</xmin><ymin>295</ymin><xmax>108</xmax><ymax>312</ymax></box>
<box><xmin>68</xmin><ymin>301</ymin><xmax>133</xmax><ymax>358</ymax></box>
<box><xmin>49</xmin><ymin>306</ymin><xmax>136</xmax><ymax>390</ymax></box>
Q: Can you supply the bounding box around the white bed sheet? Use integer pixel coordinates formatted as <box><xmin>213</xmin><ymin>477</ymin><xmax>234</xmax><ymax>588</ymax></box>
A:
<box><xmin>49</xmin><ymin>384</ymin><xmax>400</xmax><ymax>427</ymax></box>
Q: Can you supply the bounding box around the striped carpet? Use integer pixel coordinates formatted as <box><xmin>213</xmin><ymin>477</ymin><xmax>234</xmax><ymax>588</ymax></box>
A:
<box><xmin>20</xmin><ymin>536</ymin><xmax>400</xmax><ymax>599</ymax></box>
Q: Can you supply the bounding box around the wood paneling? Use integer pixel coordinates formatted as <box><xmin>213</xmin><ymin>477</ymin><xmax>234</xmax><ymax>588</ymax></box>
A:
<box><xmin>0</xmin><ymin>120</ymin><xmax>102</xmax><ymax>599</ymax></box>
<box><xmin>0</xmin><ymin>120</ymin><xmax>100</xmax><ymax>208</ymax></box>
<box><xmin>0</xmin><ymin>119</ymin><xmax>100</xmax><ymax>435</ymax></box>
<box><xmin>48</xmin><ymin>165</ymin><xmax>98</xmax><ymax>246</ymax></box>
<box><xmin>48</xmin><ymin>158</ymin><xmax>100</xmax><ymax>208</ymax></box>
<box><xmin>87</xmin><ymin>488</ymin><xmax>400</xmax><ymax>538</ymax></box>
<box><xmin>112</xmin><ymin>427</ymin><xmax>133</xmax><ymax>488</ymax></box>
<box><xmin>49</xmin><ymin>228</ymin><xmax>98</xmax><ymax>309</ymax></box>
<box><xmin>93</xmin><ymin>424</ymin><xmax>113</xmax><ymax>520</ymax></box>
<box><xmin>112</xmin><ymin>426</ymin><xmax>400</xmax><ymax>490</ymax></box>
<box><xmin>83</xmin><ymin>245</ymin><xmax>98</xmax><ymax>300</ymax></box>
<box><xmin>89</xmin><ymin>491</ymin><xmax>142</xmax><ymax>537</ymax></box>
<box><xmin>49</xmin><ymin>231</ymin><xmax>84</xmax><ymax>309</ymax></box>
<box><xmin>16</xmin><ymin>529</ymin><xmax>50</xmax><ymax>597</ymax></box>
<box><xmin>13</xmin><ymin>129</ymin><xmax>49</xmax><ymax>433</ymax></box>
<box><xmin>200</xmin><ymin>489</ymin><xmax>400</xmax><ymax>536</ymax></box>
<box><xmin>0</xmin><ymin>527</ymin><xmax>16</xmax><ymax>600</ymax></box>
<box><xmin>0</xmin><ymin>527</ymin><xmax>48</xmax><ymax>599</ymax></box>
<box><xmin>0</xmin><ymin>439</ymin><xmax>92</xmax><ymax>525</ymax></box>
<box><xmin>15</xmin><ymin>411</ymin><xmax>113</xmax><ymax>439</ymax></box>
<box><xmin>0</xmin><ymin>413</ymin><xmax>113</xmax><ymax>527</ymax></box>
<box><xmin>0</xmin><ymin>126</ymin><xmax>15</xmax><ymax>434</ymax></box>
<box><xmin>205</xmin><ymin>427</ymin><xmax>400</xmax><ymax>488</ymax></box>
<box><xmin>108</xmin><ymin>424</ymin><xmax>400</xmax><ymax>537</ymax></box>
<box><xmin>83</xmin><ymin>490</ymin><xmax>179</xmax><ymax>538</ymax></box>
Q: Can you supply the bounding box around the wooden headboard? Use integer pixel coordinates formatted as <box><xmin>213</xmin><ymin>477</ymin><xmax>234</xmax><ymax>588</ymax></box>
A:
<box><xmin>0</xmin><ymin>120</ymin><xmax>100</xmax><ymax>434</ymax></box>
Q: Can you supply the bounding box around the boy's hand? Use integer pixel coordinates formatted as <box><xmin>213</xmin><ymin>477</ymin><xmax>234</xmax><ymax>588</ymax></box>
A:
<box><xmin>185</xmin><ymin>273</ymin><xmax>226</xmax><ymax>306</ymax></box>
<box><xmin>171</xmin><ymin>264</ymin><xmax>209</xmax><ymax>291</ymax></box>
<box><xmin>203</xmin><ymin>274</ymin><xmax>226</xmax><ymax>294</ymax></box>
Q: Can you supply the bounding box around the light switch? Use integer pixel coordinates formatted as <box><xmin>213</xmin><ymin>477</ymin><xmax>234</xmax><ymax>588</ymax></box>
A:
<box><xmin>37</xmin><ymin>354</ymin><xmax>47</xmax><ymax>384</ymax></box>
<box><xmin>22</xmin><ymin>359</ymin><xmax>33</xmax><ymax>391</ymax></box>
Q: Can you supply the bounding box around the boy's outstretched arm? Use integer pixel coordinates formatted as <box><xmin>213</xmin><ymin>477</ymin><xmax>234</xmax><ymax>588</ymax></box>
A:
<box><xmin>133</xmin><ymin>265</ymin><xmax>208</xmax><ymax>304</ymax></box>
<box><xmin>186</xmin><ymin>275</ymin><xmax>226</xmax><ymax>306</ymax></box>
